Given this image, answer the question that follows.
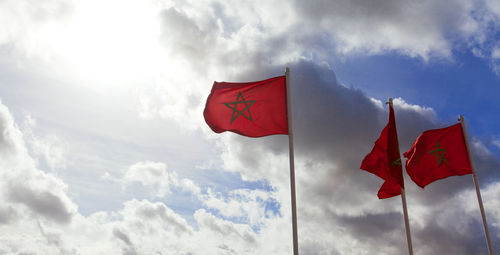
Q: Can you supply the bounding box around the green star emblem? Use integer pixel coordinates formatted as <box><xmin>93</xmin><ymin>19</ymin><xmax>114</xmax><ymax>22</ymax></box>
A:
<box><xmin>223</xmin><ymin>92</ymin><xmax>256</xmax><ymax>124</ymax></box>
<box><xmin>429</xmin><ymin>141</ymin><xmax>448</xmax><ymax>166</ymax></box>
<box><xmin>391</xmin><ymin>158</ymin><xmax>402</xmax><ymax>166</ymax></box>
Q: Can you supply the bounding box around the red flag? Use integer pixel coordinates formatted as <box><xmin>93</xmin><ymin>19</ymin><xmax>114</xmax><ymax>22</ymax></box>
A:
<box><xmin>203</xmin><ymin>76</ymin><xmax>288</xmax><ymax>137</ymax></box>
<box><xmin>360</xmin><ymin>104</ymin><xmax>404</xmax><ymax>199</ymax></box>
<box><xmin>403</xmin><ymin>123</ymin><xmax>472</xmax><ymax>188</ymax></box>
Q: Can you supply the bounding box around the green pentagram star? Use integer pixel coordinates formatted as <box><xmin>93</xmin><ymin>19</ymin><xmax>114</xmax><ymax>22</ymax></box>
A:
<box><xmin>429</xmin><ymin>141</ymin><xmax>448</xmax><ymax>166</ymax></box>
<box><xmin>223</xmin><ymin>92</ymin><xmax>256</xmax><ymax>124</ymax></box>
<box><xmin>391</xmin><ymin>158</ymin><xmax>402</xmax><ymax>166</ymax></box>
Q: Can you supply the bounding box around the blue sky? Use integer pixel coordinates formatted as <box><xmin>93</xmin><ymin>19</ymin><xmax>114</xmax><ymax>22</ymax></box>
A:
<box><xmin>334</xmin><ymin>51</ymin><xmax>500</xmax><ymax>140</ymax></box>
<box><xmin>0</xmin><ymin>0</ymin><xmax>500</xmax><ymax>254</ymax></box>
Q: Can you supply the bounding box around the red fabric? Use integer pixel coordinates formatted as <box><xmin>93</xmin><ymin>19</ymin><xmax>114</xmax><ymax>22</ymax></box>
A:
<box><xmin>360</xmin><ymin>104</ymin><xmax>404</xmax><ymax>199</ymax></box>
<box><xmin>203</xmin><ymin>76</ymin><xmax>288</xmax><ymax>137</ymax></box>
<box><xmin>403</xmin><ymin>123</ymin><xmax>472</xmax><ymax>188</ymax></box>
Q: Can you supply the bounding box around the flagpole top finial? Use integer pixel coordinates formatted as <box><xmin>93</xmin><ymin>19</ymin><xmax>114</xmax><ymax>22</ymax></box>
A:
<box><xmin>458</xmin><ymin>115</ymin><xmax>464</xmax><ymax>122</ymax></box>
<box><xmin>385</xmin><ymin>98</ymin><xmax>393</xmax><ymax>105</ymax></box>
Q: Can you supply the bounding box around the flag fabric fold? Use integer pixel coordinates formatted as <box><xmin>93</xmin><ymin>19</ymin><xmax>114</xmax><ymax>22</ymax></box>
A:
<box><xmin>203</xmin><ymin>76</ymin><xmax>288</xmax><ymax>137</ymax></box>
<box><xmin>360</xmin><ymin>103</ymin><xmax>404</xmax><ymax>199</ymax></box>
<box><xmin>403</xmin><ymin>123</ymin><xmax>473</xmax><ymax>188</ymax></box>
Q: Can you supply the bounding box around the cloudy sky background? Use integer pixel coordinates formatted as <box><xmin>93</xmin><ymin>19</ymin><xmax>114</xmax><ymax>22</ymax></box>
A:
<box><xmin>1</xmin><ymin>0</ymin><xmax>500</xmax><ymax>254</ymax></box>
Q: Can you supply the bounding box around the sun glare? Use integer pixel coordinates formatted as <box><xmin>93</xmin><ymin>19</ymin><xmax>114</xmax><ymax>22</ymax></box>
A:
<box><xmin>53</xmin><ymin>0</ymin><xmax>162</xmax><ymax>85</ymax></box>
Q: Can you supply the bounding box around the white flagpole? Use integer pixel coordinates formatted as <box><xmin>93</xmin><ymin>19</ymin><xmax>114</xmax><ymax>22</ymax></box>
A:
<box><xmin>286</xmin><ymin>67</ymin><xmax>299</xmax><ymax>255</ymax></box>
<box><xmin>388</xmin><ymin>98</ymin><xmax>414</xmax><ymax>255</ymax></box>
<box><xmin>459</xmin><ymin>115</ymin><xmax>494</xmax><ymax>255</ymax></box>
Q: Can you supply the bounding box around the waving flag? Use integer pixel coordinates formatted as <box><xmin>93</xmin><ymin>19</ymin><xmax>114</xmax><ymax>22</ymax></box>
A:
<box><xmin>403</xmin><ymin>123</ymin><xmax>472</xmax><ymax>188</ymax></box>
<box><xmin>203</xmin><ymin>76</ymin><xmax>288</xmax><ymax>137</ymax></box>
<box><xmin>361</xmin><ymin>103</ymin><xmax>404</xmax><ymax>199</ymax></box>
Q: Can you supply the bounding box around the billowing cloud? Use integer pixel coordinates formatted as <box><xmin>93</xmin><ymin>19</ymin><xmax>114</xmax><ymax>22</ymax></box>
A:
<box><xmin>118</xmin><ymin>160</ymin><xmax>202</xmax><ymax>198</ymax></box>
<box><xmin>0</xmin><ymin>0</ymin><xmax>499</xmax><ymax>254</ymax></box>
<box><xmin>122</xmin><ymin>161</ymin><xmax>174</xmax><ymax>197</ymax></box>
<box><xmin>22</xmin><ymin>114</ymin><xmax>67</xmax><ymax>171</ymax></box>
<box><xmin>217</xmin><ymin>61</ymin><xmax>500</xmax><ymax>254</ymax></box>
<box><xmin>292</xmin><ymin>0</ymin><xmax>478</xmax><ymax>59</ymax></box>
<box><xmin>2</xmin><ymin>0</ymin><xmax>500</xmax><ymax>75</ymax></box>
<box><xmin>131</xmin><ymin>0</ymin><xmax>500</xmax><ymax>135</ymax></box>
<box><xmin>0</xmin><ymin>99</ymin><xmax>289</xmax><ymax>254</ymax></box>
<box><xmin>0</xmin><ymin>99</ymin><xmax>76</xmax><ymax>225</ymax></box>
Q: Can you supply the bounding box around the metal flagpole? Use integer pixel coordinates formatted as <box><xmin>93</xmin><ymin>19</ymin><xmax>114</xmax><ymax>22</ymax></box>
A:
<box><xmin>400</xmin><ymin>187</ymin><xmax>414</xmax><ymax>255</ymax></box>
<box><xmin>388</xmin><ymin>98</ymin><xmax>414</xmax><ymax>255</ymax></box>
<box><xmin>286</xmin><ymin>67</ymin><xmax>299</xmax><ymax>255</ymax></box>
<box><xmin>459</xmin><ymin>115</ymin><xmax>494</xmax><ymax>255</ymax></box>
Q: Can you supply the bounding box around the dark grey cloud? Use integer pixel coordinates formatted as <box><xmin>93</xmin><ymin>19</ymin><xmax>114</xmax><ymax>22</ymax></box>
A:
<box><xmin>113</xmin><ymin>228</ymin><xmax>139</xmax><ymax>255</ymax></box>
<box><xmin>337</xmin><ymin>212</ymin><xmax>406</xmax><ymax>253</ymax></box>
<box><xmin>340</xmin><ymin>212</ymin><xmax>403</xmax><ymax>240</ymax></box>
<box><xmin>0</xmin><ymin>0</ymin><xmax>499</xmax><ymax>254</ymax></box>
<box><xmin>113</xmin><ymin>228</ymin><xmax>132</xmax><ymax>246</ymax></box>
<box><xmin>414</xmin><ymin>215</ymin><xmax>488</xmax><ymax>255</ymax></box>
<box><xmin>159</xmin><ymin>7</ymin><xmax>217</xmax><ymax>69</ymax></box>
<box><xmin>8</xmin><ymin>185</ymin><xmax>73</xmax><ymax>224</ymax></box>
<box><xmin>221</xmin><ymin>60</ymin><xmax>500</xmax><ymax>254</ymax></box>
<box><xmin>154</xmin><ymin>0</ymin><xmax>500</xmax><ymax>77</ymax></box>
<box><xmin>0</xmin><ymin>205</ymin><xmax>17</xmax><ymax>224</ymax></box>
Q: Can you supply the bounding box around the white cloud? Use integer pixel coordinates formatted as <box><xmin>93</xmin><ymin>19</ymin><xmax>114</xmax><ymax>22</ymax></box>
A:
<box><xmin>392</xmin><ymin>97</ymin><xmax>436</xmax><ymax>120</ymax></box>
<box><xmin>0</xmin><ymin>99</ymin><xmax>292</xmax><ymax>254</ymax></box>
<box><xmin>122</xmin><ymin>161</ymin><xmax>174</xmax><ymax>197</ymax></box>
<box><xmin>491</xmin><ymin>47</ymin><xmax>500</xmax><ymax>74</ymax></box>
<box><xmin>179</xmin><ymin>178</ymin><xmax>202</xmax><ymax>195</ymax></box>
<box><xmin>212</xmin><ymin>61</ymin><xmax>500</xmax><ymax>254</ymax></box>
<box><xmin>485</xmin><ymin>0</ymin><xmax>500</xmax><ymax>19</ymax></box>
<box><xmin>493</xmin><ymin>47</ymin><xmax>500</xmax><ymax>59</ymax></box>
<box><xmin>3</xmin><ymin>0</ymin><xmax>499</xmax><ymax>136</ymax></box>
<box><xmin>0</xmin><ymin>99</ymin><xmax>76</xmax><ymax>225</ymax></box>
<box><xmin>472</xmin><ymin>138</ymin><xmax>492</xmax><ymax>157</ymax></box>
<box><xmin>200</xmin><ymin>188</ymin><xmax>279</xmax><ymax>228</ymax></box>
<box><xmin>369</xmin><ymin>97</ymin><xmax>385</xmax><ymax>110</ymax></box>
<box><xmin>123</xmin><ymin>199</ymin><xmax>193</xmax><ymax>235</ymax></box>
<box><xmin>2</xmin><ymin>0</ymin><xmax>500</xmax><ymax>77</ymax></box>
<box><xmin>0</xmin><ymin>0</ymin><xmax>75</xmax><ymax>62</ymax></box>
<box><xmin>195</xmin><ymin>208</ymin><xmax>256</xmax><ymax>244</ymax></box>
<box><xmin>22</xmin><ymin>114</ymin><xmax>68</xmax><ymax>171</ymax></box>
<box><xmin>493</xmin><ymin>139</ymin><xmax>500</xmax><ymax>149</ymax></box>
<box><xmin>131</xmin><ymin>0</ymin><xmax>499</xmax><ymax>134</ymax></box>
<box><xmin>482</xmin><ymin>182</ymin><xmax>500</xmax><ymax>229</ymax></box>
<box><xmin>120</xmin><ymin>160</ymin><xmax>203</xmax><ymax>198</ymax></box>
<box><xmin>1</xmin><ymin>0</ymin><xmax>500</xmax><ymax>254</ymax></box>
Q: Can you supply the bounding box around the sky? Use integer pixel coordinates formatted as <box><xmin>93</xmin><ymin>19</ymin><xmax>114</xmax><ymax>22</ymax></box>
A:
<box><xmin>0</xmin><ymin>0</ymin><xmax>500</xmax><ymax>254</ymax></box>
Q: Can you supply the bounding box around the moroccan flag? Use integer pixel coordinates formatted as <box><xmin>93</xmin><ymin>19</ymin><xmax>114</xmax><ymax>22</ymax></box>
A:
<box><xmin>203</xmin><ymin>76</ymin><xmax>288</xmax><ymax>137</ymax></box>
<box><xmin>360</xmin><ymin>103</ymin><xmax>404</xmax><ymax>199</ymax></box>
<box><xmin>403</xmin><ymin>123</ymin><xmax>473</xmax><ymax>188</ymax></box>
